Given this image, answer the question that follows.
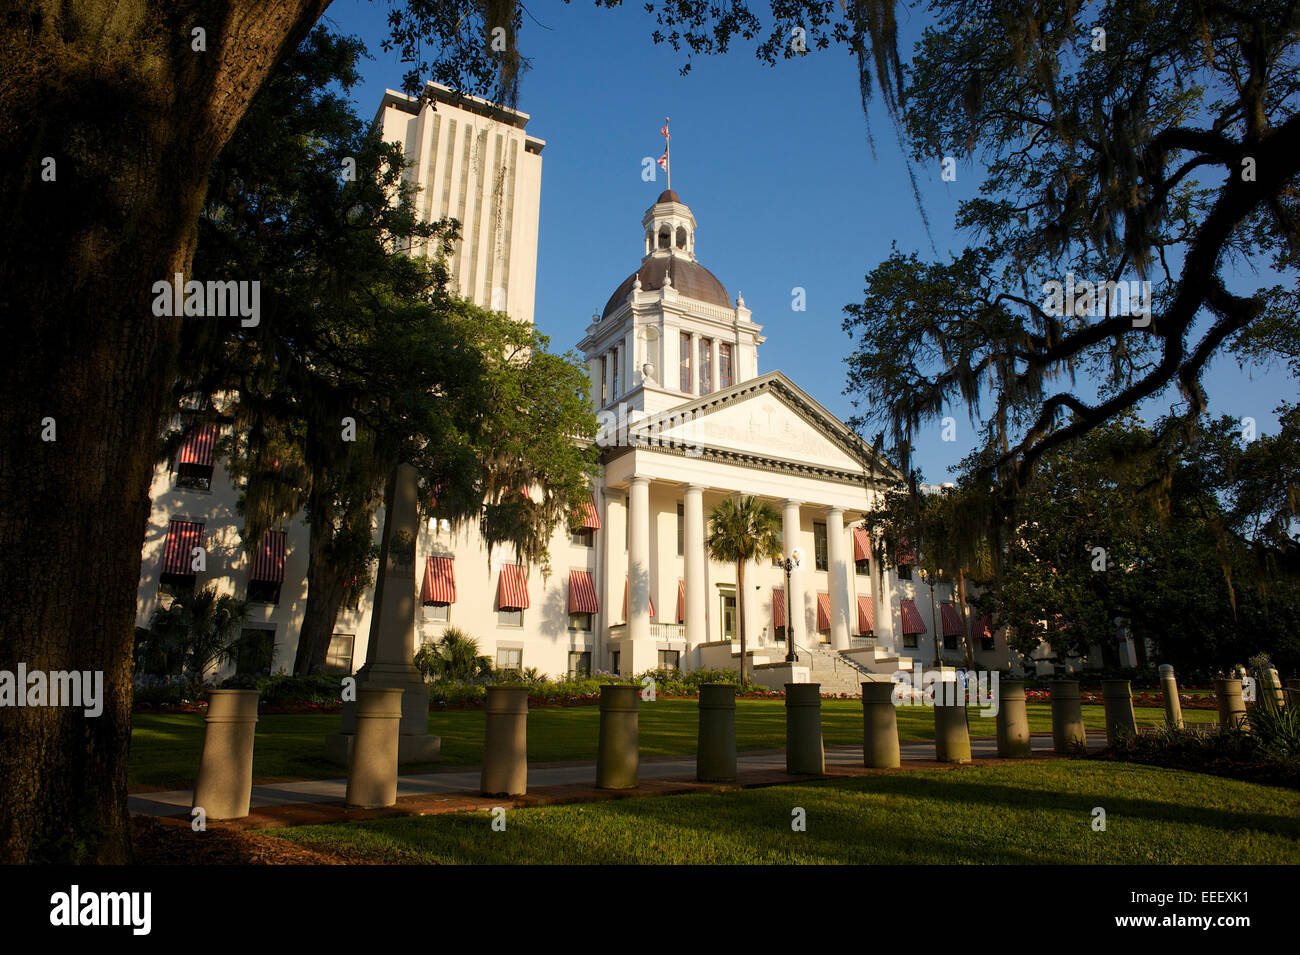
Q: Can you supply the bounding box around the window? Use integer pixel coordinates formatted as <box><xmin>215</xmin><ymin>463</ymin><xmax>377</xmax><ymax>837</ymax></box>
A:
<box><xmin>813</xmin><ymin>522</ymin><xmax>828</xmax><ymax>571</ymax></box>
<box><xmin>570</xmin><ymin>527</ymin><xmax>594</xmax><ymax>547</ymax></box>
<box><xmin>611</xmin><ymin>347</ymin><xmax>620</xmax><ymax>397</ymax></box>
<box><xmin>235</xmin><ymin>628</ymin><xmax>275</xmax><ymax>676</ymax></box>
<box><xmin>855</xmin><ymin>557</ymin><xmax>870</xmax><ymax>576</ymax></box>
<box><xmin>676</xmin><ymin>502</ymin><xmax>684</xmax><ymax>556</ymax></box>
<box><xmin>176</xmin><ymin>463</ymin><xmax>213</xmax><ymax>491</ymax></box>
<box><xmin>324</xmin><ymin>634</ymin><xmax>355</xmax><ymax>674</ymax></box>
<box><xmin>568</xmin><ymin>651</ymin><xmax>592</xmax><ymax>679</ymax></box>
<box><xmin>497</xmin><ymin>647</ymin><xmax>522</xmax><ymax>673</ymax></box>
<box><xmin>498</xmin><ymin>608</ymin><xmax>523</xmax><ymax>627</ymax></box>
<box><xmin>246</xmin><ymin>579</ymin><xmax>281</xmax><ymax>605</ymax></box>
<box><xmin>773</xmin><ymin>625</ymin><xmax>787</xmax><ymax>643</ymax></box>
<box><xmin>980</xmin><ymin>635</ymin><xmax>996</xmax><ymax>652</ymax></box>
<box><xmin>698</xmin><ymin>338</ymin><xmax>713</xmax><ymax>393</ymax></box>
<box><xmin>721</xmin><ymin>592</ymin><xmax>737</xmax><ymax>640</ymax></box>
<box><xmin>658</xmin><ymin>649</ymin><xmax>680</xmax><ymax>671</ymax></box>
<box><xmin>610</xmin><ymin>650</ymin><xmax>621</xmax><ymax>675</ymax></box>
<box><xmin>943</xmin><ymin>632</ymin><xmax>958</xmax><ymax>651</ymax></box>
<box><xmin>426</xmin><ymin>602</ymin><xmax>451</xmax><ymax>622</ymax></box>
<box><xmin>897</xmin><ymin>564</ymin><xmax>913</xmax><ymax>581</ymax></box>
<box><xmin>600</xmin><ymin>355</ymin><xmax>608</xmax><ymax>405</ymax></box>
<box><xmin>719</xmin><ymin>343</ymin><xmax>733</xmax><ymax>389</ymax></box>
<box><xmin>903</xmin><ymin>633</ymin><xmax>918</xmax><ymax>649</ymax></box>
<box><xmin>569</xmin><ymin>611</ymin><xmax>593</xmax><ymax>632</ymax></box>
<box><xmin>680</xmin><ymin>331</ymin><xmax>691</xmax><ymax>393</ymax></box>
<box><xmin>159</xmin><ymin>573</ymin><xmax>197</xmax><ymax>597</ymax></box>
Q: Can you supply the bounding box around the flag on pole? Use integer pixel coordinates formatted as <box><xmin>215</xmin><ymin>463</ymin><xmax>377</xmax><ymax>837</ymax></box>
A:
<box><xmin>658</xmin><ymin>117</ymin><xmax>671</xmax><ymax>186</ymax></box>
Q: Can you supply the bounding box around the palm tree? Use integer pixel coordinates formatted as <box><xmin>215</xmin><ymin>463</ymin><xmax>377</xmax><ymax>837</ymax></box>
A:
<box><xmin>141</xmin><ymin>587</ymin><xmax>250</xmax><ymax>681</ymax></box>
<box><xmin>706</xmin><ymin>496</ymin><xmax>783</xmax><ymax>686</ymax></box>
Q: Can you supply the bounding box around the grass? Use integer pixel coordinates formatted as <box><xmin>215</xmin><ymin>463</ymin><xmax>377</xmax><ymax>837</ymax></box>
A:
<box><xmin>129</xmin><ymin>698</ymin><xmax>1218</xmax><ymax>789</ymax></box>
<box><xmin>269</xmin><ymin>760</ymin><xmax>1300</xmax><ymax>864</ymax></box>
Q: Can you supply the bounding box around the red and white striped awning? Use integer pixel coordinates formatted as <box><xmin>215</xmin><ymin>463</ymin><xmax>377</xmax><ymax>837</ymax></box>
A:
<box><xmin>622</xmin><ymin>577</ymin><xmax>656</xmax><ymax>619</ymax></box>
<box><xmin>857</xmin><ymin>595</ymin><xmax>874</xmax><ymax>634</ymax></box>
<box><xmin>496</xmin><ymin>564</ymin><xmax>529</xmax><ymax>610</ymax></box>
<box><xmin>568</xmin><ymin>570</ymin><xmax>599</xmax><ymax>614</ymax></box>
<box><xmin>816</xmin><ymin>592</ymin><xmax>831</xmax><ymax>632</ymax></box>
<box><xmin>161</xmin><ymin>520</ymin><xmax>204</xmax><ymax>575</ymax></box>
<box><xmin>974</xmin><ymin>615</ymin><xmax>994</xmax><ymax>640</ymax></box>
<box><xmin>177</xmin><ymin>424</ymin><xmax>217</xmax><ymax>467</ymax></box>
<box><xmin>772</xmin><ymin>588</ymin><xmax>786</xmax><ymax>629</ymax></box>
<box><xmin>422</xmin><ymin>556</ymin><xmax>456</xmax><ymax>604</ymax></box>
<box><xmin>676</xmin><ymin>579</ymin><xmax>685</xmax><ymax>623</ymax></box>
<box><xmin>852</xmin><ymin>527</ymin><xmax>872</xmax><ymax>561</ymax></box>
<box><xmin>250</xmin><ymin>530</ymin><xmax>287</xmax><ymax>583</ymax></box>
<box><xmin>578</xmin><ymin>492</ymin><xmax>601</xmax><ymax>530</ymax></box>
<box><xmin>940</xmin><ymin>602</ymin><xmax>964</xmax><ymax>638</ymax></box>
<box><xmin>899</xmin><ymin>598</ymin><xmax>927</xmax><ymax>634</ymax></box>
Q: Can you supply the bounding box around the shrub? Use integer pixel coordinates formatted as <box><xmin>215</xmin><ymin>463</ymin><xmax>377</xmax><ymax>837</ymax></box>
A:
<box><xmin>215</xmin><ymin>673</ymin><xmax>344</xmax><ymax>706</ymax></box>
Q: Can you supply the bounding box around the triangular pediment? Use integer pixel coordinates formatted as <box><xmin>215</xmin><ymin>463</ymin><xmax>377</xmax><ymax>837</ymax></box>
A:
<box><xmin>646</xmin><ymin>372</ymin><xmax>902</xmax><ymax>479</ymax></box>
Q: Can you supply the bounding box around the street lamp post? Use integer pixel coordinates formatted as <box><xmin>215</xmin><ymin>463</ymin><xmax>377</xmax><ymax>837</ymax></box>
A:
<box><xmin>919</xmin><ymin>567</ymin><xmax>944</xmax><ymax>667</ymax></box>
<box><xmin>781</xmin><ymin>548</ymin><xmax>803</xmax><ymax>663</ymax></box>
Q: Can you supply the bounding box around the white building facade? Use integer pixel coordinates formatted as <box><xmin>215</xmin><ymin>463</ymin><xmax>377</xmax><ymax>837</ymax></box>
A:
<box><xmin>135</xmin><ymin>94</ymin><xmax>1033</xmax><ymax>688</ymax></box>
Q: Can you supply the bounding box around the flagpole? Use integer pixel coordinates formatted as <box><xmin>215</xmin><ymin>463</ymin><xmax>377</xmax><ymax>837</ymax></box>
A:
<box><xmin>665</xmin><ymin>116</ymin><xmax>671</xmax><ymax>191</ymax></box>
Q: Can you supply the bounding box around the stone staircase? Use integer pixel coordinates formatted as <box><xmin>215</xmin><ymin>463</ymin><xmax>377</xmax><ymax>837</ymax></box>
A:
<box><xmin>795</xmin><ymin>642</ymin><xmax>913</xmax><ymax>697</ymax></box>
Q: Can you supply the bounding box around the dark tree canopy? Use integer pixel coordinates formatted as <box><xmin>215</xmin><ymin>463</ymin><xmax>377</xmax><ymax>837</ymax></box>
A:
<box><xmin>843</xmin><ymin>0</ymin><xmax>1300</xmax><ymax>498</ymax></box>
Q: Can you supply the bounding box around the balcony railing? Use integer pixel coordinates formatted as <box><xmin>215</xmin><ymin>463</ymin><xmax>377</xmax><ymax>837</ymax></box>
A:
<box><xmin>606</xmin><ymin>622</ymin><xmax>686</xmax><ymax>641</ymax></box>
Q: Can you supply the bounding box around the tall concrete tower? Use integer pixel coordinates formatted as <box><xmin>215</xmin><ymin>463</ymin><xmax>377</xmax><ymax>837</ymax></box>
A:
<box><xmin>375</xmin><ymin>82</ymin><xmax>544</xmax><ymax>324</ymax></box>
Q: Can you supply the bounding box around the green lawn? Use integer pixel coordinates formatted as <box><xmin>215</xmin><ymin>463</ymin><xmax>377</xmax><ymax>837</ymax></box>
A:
<box><xmin>270</xmin><ymin>760</ymin><xmax>1300</xmax><ymax>864</ymax></box>
<box><xmin>129</xmin><ymin>699</ymin><xmax>1218</xmax><ymax>789</ymax></box>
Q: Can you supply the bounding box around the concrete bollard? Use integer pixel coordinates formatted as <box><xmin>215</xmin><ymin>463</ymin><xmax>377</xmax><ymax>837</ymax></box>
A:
<box><xmin>996</xmin><ymin>679</ymin><xmax>1032</xmax><ymax>758</ymax></box>
<box><xmin>697</xmin><ymin>684</ymin><xmax>737</xmax><ymax>782</ymax></box>
<box><xmin>1102</xmin><ymin>679</ymin><xmax>1137</xmax><ymax>744</ymax></box>
<box><xmin>1159</xmin><ymin>664</ymin><xmax>1183</xmax><ymax>729</ymax></box>
<box><xmin>1215</xmin><ymin>678</ymin><xmax>1247</xmax><ymax>732</ymax></box>
<box><xmin>345</xmin><ymin>686</ymin><xmax>404</xmax><ymax>808</ymax></box>
<box><xmin>861</xmin><ymin>680</ymin><xmax>901</xmax><ymax>768</ymax></box>
<box><xmin>596</xmin><ymin>684</ymin><xmax>639</xmax><ymax>789</ymax></box>
<box><xmin>481</xmin><ymin>685</ymin><xmax>529</xmax><ymax>795</ymax></box>
<box><xmin>933</xmin><ymin>674</ymin><xmax>972</xmax><ymax>763</ymax></box>
<box><xmin>193</xmin><ymin>689</ymin><xmax>259</xmax><ymax>820</ymax></box>
<box><xmin>1051</xmin><ymin>680</ymin><xmax>1087</xmax><ymax>754</ymax></box>
<box><xmin>785</xmin><ymin>683</ymin><xmax>825</xmax><ymax>775</ymax></box>
<box><xmin>1259</xmin><ymin>667</ymin><xmax>1285</xmax><ymax>708</ymax></box>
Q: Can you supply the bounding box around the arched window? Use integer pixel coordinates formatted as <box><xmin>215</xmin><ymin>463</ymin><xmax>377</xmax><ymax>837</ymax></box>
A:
<box><xmin>675</xmin><ymin>226</ymin><xmax>688</xmax><ymax>249</ymax></box>
<box><xmin>658</xmin><ymin>226</ymin><xmax>671</xmax><ymax>249</ymax></box>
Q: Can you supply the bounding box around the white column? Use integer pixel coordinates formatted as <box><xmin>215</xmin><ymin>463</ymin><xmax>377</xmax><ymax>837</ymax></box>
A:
<box><xmin>710</xmin><ymin>338</ymin><xmax>721</xmax><ymax>392</ymax></box>
<box><xmin>827</xmin><ymin>507</ymin><xmax>851</xmax><ymax>651</ymax></box>
<box><xmin>782</xmin><ymin>500</ymin><xmax>805</xmax><ymax>655</ymax></box>
<box><xmin>628</xmin><ymin>477</ymin><xmax>651</xmax><ymax>646</ymax></box>
<box><xmin>603</xmin><ymin>491</ymin><xmax>625</xmax><ymax>659</ymax></box>
<box><xmin>684</xmin><ymin>485</ymin><xmax>707</xmax><ymax>652</ymax></box>
<box><xmin>689</xmin><ymin>332</ymin><xmax>700</xmax><ymax>394</ymax></box>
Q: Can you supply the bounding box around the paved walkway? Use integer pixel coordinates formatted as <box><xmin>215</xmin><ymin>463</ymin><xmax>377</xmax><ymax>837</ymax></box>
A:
<box><xmin>130</xmin><ymin>731</ymin><xmax>1108</xmax><ymax>829</ymax></box>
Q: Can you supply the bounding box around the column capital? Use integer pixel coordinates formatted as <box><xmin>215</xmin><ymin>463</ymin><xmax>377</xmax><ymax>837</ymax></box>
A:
<box><xmin>630</xmin><ymin>475</ymin><xmax>651</xmax><ymax>488</ymax></box>
<box><xmin>685</xmin><ymin>483</ymin><xmax>707</xmax><ymax>494</ymax></box>
<box><xmin>826</xmin><ymin>505</ymin><xmax>845</xmax><ymax>517</ymax></box>
<box><xmin>783</xmin><ymin>499</ymin><xmax>804</xmax><ymax>509</ymax></box>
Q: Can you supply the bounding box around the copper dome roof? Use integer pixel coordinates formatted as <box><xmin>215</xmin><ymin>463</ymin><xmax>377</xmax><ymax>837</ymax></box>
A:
<box><xmin>601</xmin><ymin>255</ymin><xmax>731</xmax><ymax>320</ymax></box>
<box><xmin>656</xmin><ymin>189</ymin><xmax>680</xmax><ymax>203</ymax></box>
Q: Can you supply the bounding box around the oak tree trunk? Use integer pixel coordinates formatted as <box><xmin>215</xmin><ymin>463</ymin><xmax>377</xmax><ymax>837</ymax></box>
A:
<box><xmin>0</xmin><ymin>0</ymin><xmax>329</xmax><ymax>863</ymax></box>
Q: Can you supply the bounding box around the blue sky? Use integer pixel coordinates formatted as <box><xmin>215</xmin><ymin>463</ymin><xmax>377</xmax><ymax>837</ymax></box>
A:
<box><xmin>321</xmin><ymin>0</ymin><xmax>1295</xmax><ymax>480</ymax></box>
